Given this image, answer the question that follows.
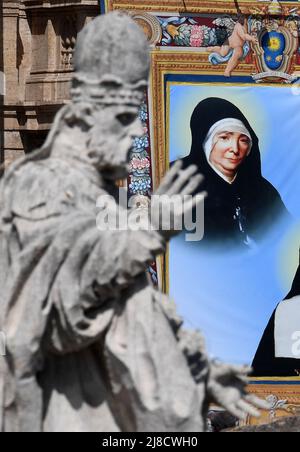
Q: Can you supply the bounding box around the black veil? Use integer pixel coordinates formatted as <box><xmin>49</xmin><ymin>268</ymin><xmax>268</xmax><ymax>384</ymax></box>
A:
<box><xmin>180</xmin><ymin>97</ymin><xmax>289</xmax><ymax>245</ymax></box>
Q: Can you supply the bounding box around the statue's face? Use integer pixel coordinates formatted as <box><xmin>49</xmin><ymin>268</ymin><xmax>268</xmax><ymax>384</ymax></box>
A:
<box><xmin>87</xmin><ymin>103</ymin><xmax>143</xmax><ymax>180</ymax></box>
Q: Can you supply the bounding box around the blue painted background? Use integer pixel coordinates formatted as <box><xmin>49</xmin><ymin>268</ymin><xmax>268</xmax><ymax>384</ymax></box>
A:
<box><xmin>169</xmin><ymin>82</ymin><xmax>300</xmax><ymax>364</ymax></box>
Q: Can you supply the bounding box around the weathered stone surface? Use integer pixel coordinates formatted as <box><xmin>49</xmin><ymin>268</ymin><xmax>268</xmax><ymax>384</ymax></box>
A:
<box><xmin>0</xmin><ymin>12</ymin><xmax>268</xmax><ymax>433</ymax></box>
<box><xmin>228</xmin><ymin>416</ymin><xmax>300</xmax><ymax>432</ymax></box>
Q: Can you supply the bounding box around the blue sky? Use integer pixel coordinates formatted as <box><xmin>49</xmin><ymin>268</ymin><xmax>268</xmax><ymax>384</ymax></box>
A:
<box><xmin>168</xmin><ymin>83</ymin><xmax>300</xmax><ymax>364</ymax></box>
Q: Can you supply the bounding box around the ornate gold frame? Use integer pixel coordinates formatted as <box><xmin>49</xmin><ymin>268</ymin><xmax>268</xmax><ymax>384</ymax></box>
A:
<box><xmin>149</xmin><ymin>49</ymin><xmax>300</xmax><ymax>292</ymax></box>
<box><xmin>150</xmin><ymin>50</ymin><xmax>256</xmax><ymax>192</ymax></box>
<box><xmin>245</xmin><ymin>377</ymin><xmax>300</xmax><ymax>426</ymax></box>
<box><xmin>149</xmin><ymin>51</ymin><xmax>257</xmax><ymax>292</ymax></box>
<box><xmin>102</xmin><ymin>0</ymin><xmax>300</xmax><ymax>15</ymax></box>
<box><xmin>101</xmin><ymin>0</ymin><xmax>300</xmax><ymax>414</ymax></box>
<box><xmin>149</xmin><ymin>21</ymin><xmax>300</xmax><ymax>422</ymax></box>
<box><xmin>101</xmin><ymin>1</ymin><xmax>300</xmax><ymax>291</ymax></box>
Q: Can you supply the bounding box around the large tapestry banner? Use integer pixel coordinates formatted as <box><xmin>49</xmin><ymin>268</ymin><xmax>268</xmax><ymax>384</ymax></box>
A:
<box><xmin>101</xmin><ymin>1</ymin><xmax>300</xmax><ymax>385</ymax></box>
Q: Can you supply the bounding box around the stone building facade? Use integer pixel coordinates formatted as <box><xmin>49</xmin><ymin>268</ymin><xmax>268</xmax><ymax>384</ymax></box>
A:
<box><xmin>0</xmin><ymin>0</ymin><xmax>99</xmax><ymax>166</ymax></box>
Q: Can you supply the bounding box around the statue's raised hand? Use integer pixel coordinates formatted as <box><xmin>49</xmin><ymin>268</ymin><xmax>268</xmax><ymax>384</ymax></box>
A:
<box><xmin>207</xmin><ymin>362</ymin><xmax>271</xmax><ymax>421</ymax></box>
<box><xmin>152</xmin><ymin>161</ymin><xmax>206</xmax><ymax>241</ymax></box>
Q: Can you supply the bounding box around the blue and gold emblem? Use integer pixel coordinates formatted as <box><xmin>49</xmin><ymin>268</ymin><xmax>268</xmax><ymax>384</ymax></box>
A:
<box><xmin>261</xmin><ymin>31</ymin><xmax>286</xmax><ymax>71</ymax></box>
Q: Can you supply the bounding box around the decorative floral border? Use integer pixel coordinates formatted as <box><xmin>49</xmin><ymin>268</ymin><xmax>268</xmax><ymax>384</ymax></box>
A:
<box><xmin>101</xmin><ymin>1</ymin><xmax>300</xmax><ymax>384</ymax></box>
<box><xmin>102</xmin><ymin>0</ymin><xmax>300</xmax><ymax>291</ymax></box>
<box><xmin>128</xmin><ymin>98</ymin><xmax>152</xmax><ymax>197</ymax></box>
<box><xmin>101</xmin><ymin>0</ymin><xmax>300</xmax><ymax>16</ymax></box>
<box><xmin>127</xmin><ymin>95</ymin><xmax>158</xmax><ymax>284</ymax></box>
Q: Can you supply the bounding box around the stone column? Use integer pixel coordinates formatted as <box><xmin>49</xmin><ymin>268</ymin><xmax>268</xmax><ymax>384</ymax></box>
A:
<box><xmin>1</xmin><ymin>1</ymin><xmax>24</xmax><ymax>164</ymax></box>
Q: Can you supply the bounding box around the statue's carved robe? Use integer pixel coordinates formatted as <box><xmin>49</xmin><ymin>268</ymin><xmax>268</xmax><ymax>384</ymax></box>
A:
<box><xmin>0</xmin><ymin>154</ymin><xmax>204</xmax><ymax>432</ymax></box>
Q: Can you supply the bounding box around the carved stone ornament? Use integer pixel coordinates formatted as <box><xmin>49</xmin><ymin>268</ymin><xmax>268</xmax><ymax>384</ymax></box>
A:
<box><xmin>129</xmin><ymin>12</ymin><xmax>162</xmax><ymax>46</ymax></box>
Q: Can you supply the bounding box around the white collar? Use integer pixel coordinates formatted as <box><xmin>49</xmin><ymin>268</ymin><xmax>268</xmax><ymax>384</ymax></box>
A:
<box><xmin>208</xmin><ymin>160</ymin><xmax>237</xmax><ymax>184</ymax></box>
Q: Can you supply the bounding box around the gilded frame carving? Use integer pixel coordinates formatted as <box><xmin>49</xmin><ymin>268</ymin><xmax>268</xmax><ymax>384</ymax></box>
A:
<box><xmin>101</xmin><ymin>1</ymin><xmax>300</xmax><ymax>292</ymax></box>
<box><xmin>149</xmin><ymin>52</ymin><xmax>259</xmax><ymax>292</ymax></box>
<box><xmin>101</xmin><ymin>0</ymin><xmax>300</xmax><ymax>414</ymax></box>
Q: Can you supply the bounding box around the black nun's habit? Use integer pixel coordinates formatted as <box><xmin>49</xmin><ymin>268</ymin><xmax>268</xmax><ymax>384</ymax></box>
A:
<box><xmin>252</xmin><ymin>264</ymin><xmax>300</xmax><ymax>377</ymax></box>
<box><xmin>181</xmin><ymin>97</ymin><xmax>289</xmax><ymax>248</ymax></box>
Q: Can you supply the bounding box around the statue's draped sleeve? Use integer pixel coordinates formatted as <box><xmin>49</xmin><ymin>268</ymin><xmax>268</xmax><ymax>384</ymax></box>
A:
<box><xmin>0</xmin><ymin>161</ymin><xmax>169</xmax><ymax>432</ymax></box>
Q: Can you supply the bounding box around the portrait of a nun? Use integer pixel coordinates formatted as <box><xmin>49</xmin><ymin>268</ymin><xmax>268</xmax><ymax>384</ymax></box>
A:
<box><xmin>181</xmin><ymin>97</ymin><xmax>290</xmax><ymax>248</ymax></box>
<box><xmin>252</xmin><ymin>263</ymin><xmax>300</xmax><ymax>377</ymax></box>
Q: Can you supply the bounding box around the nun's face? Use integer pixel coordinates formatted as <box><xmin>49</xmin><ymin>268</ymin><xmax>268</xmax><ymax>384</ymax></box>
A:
<box><xmin>209</xmin><ymin>131</ymin><xmax>250</xmax><ymax>178</ymax></box>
